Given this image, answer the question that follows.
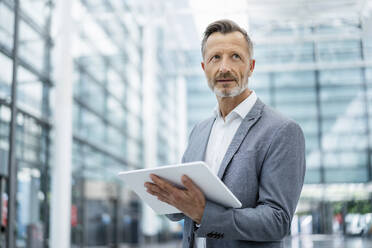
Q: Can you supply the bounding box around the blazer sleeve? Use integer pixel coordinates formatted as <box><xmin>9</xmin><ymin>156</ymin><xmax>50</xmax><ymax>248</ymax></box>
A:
<box><xmin>195</xmin><ymin>121</ymin><xmax>306</xmax><ymax>241</ymax></box>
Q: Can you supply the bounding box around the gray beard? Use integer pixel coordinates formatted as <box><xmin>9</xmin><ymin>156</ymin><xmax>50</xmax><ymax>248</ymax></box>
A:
<box><xmin>211</xmin><ymin>80</ymin><xmax>249</xmax><ymax>98</ymax></box>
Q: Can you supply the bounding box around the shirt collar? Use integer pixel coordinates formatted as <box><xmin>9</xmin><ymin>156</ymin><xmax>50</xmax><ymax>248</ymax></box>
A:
<box><xmin>213</xmin><ymin>90</ymin><xmax>257</xmax><ymax>120</ymax></box>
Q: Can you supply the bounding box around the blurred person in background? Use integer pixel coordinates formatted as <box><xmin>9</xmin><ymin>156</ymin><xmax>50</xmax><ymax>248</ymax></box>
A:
<box><xmin>145</xmin><ymin>19</ymin><xmax>306</xmax><ymax>248</ymax></box>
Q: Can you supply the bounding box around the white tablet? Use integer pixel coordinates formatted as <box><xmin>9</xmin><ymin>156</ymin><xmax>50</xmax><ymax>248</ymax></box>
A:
<box><xmin>118</xmin><ymin>161</ymin><xmax>242</xmax><ymax>214</ymax></box>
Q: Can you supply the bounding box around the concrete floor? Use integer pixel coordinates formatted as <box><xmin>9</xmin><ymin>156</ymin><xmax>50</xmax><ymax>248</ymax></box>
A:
<box><xmin>284</xmin><ymin>234</ymin><xmax>372</xmax><ymax>248</ymax></box>
<box><xmin>142</xmin><ymin>235</ymin><xmax>372</xmax><ymax>248</ymax></box>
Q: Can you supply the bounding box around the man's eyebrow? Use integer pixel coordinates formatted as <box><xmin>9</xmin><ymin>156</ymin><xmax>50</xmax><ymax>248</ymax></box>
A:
<box><xmin>206</xmin><ymin>51</ymin><xmax>218</xmax><ymax>58</ymax></box>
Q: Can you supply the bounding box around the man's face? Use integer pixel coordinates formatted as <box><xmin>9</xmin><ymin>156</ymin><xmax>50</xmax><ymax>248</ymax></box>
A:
<box><xmin>201</xmin><ymin>31</ymin><xmax>255</xmax><ymax>98</ymax></box>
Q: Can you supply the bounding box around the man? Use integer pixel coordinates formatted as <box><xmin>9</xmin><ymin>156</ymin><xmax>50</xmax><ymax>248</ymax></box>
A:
<box><xmin>144</xmin><ymin>19</ymin><xmax>306</xmax><ymax>248</ymax></box>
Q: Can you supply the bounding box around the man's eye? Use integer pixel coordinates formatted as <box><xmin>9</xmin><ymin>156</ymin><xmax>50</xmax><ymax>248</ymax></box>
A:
<box><xmin>232</xmin><ymin>54</ymin><xmax>241</xmax><ymax>59</ymax></box>
<box><xmin>211</xmin><ymin>55</ymin><xmax>220</xmax><ymax>60</ymax></box>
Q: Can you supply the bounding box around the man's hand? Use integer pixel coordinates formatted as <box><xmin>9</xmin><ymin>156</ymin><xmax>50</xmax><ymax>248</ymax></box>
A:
<box><xmin>144</xmin><ymin>174</ymin><xmax>206</xmax><ymax>224</ymax></box>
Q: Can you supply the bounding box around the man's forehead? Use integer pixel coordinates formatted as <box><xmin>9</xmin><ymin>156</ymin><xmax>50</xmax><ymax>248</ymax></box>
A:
<box><xmin>205</xmin><ymin>31</ymin><xmax>249</xmax><ymax>53</ymax></box>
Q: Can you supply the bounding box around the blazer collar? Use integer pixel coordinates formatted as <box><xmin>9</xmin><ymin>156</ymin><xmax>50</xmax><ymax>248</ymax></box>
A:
<box><xmin>190</xmin><ymin>98</ymin><xmax>265</xmax><ymax>178</ymax></box>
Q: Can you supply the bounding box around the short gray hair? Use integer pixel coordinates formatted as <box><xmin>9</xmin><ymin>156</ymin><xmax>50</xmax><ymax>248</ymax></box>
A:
<box><xmin>201</xmin><ymin>19</ymin><xmax>253</xmax><ymax>59</ymax></box>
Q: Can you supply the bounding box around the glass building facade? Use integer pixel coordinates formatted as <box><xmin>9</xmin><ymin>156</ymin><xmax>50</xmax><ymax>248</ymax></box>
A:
<box><xmin>70</xmin><ymin>0</ymin><xmax>144</xmax><ymax>246</ymax></box>
<box><xmin>250</xmin><ymin>18</ymin><xmax>372</xmax><ymax>185</ymax></box>
<box><xmin>0</xmin><ymin>0</ymin><xmax>185</xmax><ymax>247</ymax></box>
<box><xmin>0</xmin><ymin>0</ymin><xmax>52</xmax><ymax>246</ymax></box>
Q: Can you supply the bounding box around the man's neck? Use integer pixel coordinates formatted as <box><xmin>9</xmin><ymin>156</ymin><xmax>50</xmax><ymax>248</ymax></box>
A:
<box><xmin>217</xmin><ymin>89</ymin><xmax>252</xmax><ymax>119</ymax></box>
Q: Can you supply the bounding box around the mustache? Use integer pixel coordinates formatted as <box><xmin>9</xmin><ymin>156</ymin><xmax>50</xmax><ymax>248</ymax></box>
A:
<box><xmin>214</xmin><ymin>72</ymin><xmax>238</xmax><ymax>82</ymax></box>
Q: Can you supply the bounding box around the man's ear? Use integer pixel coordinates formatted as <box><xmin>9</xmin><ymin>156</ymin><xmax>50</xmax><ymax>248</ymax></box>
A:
<box><xmin>250</xmin><ymin>59</ymin><xmax>255</xmax><ymax>71</ymax></box>
<box><xmin>248</xmin><ymin>59</ymin><xmax>255</xmax><ymax>76</ymax></box>
<box><xmin>201</xmin><ymin>62</ymin><xmax>205</xmax><ymax>71</ymax></box>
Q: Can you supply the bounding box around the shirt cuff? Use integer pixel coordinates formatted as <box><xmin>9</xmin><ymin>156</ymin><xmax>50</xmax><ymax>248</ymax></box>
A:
<box><xmin>194</xmin><ymin>222</ymin><xmax>201</xmax><ymax>231</ymax></box>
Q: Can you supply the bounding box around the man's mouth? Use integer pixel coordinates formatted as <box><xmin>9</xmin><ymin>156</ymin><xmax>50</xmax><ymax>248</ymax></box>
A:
<box><xmin>216</xmin><ymin>79</ymin><xmax>235</xmax><ymax>83</ymax></box>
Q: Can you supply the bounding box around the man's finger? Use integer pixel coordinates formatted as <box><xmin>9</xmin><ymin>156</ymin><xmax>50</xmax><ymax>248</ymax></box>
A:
<box><xmin>145</xmin><ymin>182</ymin><xmax>169</xmax><ymax>197</ymax></box>
<box><xmin>150</xmin><ymin>174</ymin><xmax>178</xmax><ymax>194</ymax></box>
<box><xmin>181</xmin><ymin>175</ymin><xmax>201</xmax><ymax>193</ymax></box>
<box><xmin>147</xmin><ymin>187</ymin><xmax>174</xmax><ymax>206</ymax></box>
<box><xmin>156</xmin><ymin>194</ymin><xmax>172</xmax><ymax>205</ymax></box>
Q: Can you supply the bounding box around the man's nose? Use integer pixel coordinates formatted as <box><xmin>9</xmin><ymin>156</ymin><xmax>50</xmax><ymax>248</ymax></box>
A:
<box><xmin>218</xmin><ymin>59</ymin><xmax>231</xmax><ymax>73</ymax></box>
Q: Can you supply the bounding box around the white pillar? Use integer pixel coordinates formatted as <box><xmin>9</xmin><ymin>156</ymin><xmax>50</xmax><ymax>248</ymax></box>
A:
<box><xmin>142</xmin><ymin>20</ymin><xmax>161</xmax><ymax>237</ymax></box>
<box><xmin>50</xmin><ymin>0</ymin><xmax>73</xmax><ymax>247</ymax></box>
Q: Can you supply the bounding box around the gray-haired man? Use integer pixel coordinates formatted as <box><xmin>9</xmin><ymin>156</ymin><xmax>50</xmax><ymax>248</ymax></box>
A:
<box><xmin>145</xmin><ymin>19</ymin><xmax>306</xmax><ymax>248</ymax></box>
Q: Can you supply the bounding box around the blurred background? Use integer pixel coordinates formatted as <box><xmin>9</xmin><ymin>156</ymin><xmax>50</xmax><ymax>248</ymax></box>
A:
<box><xmin>0</xmin><ymin>0</ymin><xmax>372</xmax><ymax>247</ymax></box>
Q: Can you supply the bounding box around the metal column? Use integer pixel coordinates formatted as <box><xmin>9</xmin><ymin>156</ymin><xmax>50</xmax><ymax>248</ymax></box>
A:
<box><xmin>359</xmin><ymin>21</ymin><xmax>372</xmax><ymax>181</ymax></box>
<box><xmin>6</xmin><ymin>0</ymin><xmax>20</xmax><ymax>247</ymax></box>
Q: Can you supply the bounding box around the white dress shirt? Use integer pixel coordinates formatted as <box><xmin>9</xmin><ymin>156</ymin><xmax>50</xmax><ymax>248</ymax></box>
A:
<box><xmin>194</xmin><ymin>90</ymin><xmax>257</xmax><ymax>248</ymax></box>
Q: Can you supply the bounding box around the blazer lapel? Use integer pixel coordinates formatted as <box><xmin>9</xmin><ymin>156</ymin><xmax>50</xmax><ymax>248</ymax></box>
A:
<box><xmin>217</xmin><ymin>98</ymin><xmax>265</xmax><ymax>179</ymax></box>
<box><xmin>191</xmin><ymin>116</ymin><xmax>216</xmax><ymax>161</ymax></box>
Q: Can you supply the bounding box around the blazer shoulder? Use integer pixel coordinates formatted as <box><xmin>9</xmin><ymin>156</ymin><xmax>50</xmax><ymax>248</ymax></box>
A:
<box><xmin>260</xmin><ymin>103</ymin><xmax>302</xmax><ymax>132</ymax></box>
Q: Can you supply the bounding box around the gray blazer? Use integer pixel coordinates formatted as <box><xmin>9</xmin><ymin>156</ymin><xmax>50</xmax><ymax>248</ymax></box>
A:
<box><xmin>167</xmin><ymin>98</ymin><xmax>306</xmax><ymax>248</ymax></box>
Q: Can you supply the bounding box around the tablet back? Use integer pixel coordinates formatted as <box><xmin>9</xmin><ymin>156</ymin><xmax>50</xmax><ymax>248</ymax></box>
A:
<box><xmin>118</xmin><ymin>161</ymin><xmax>242</xmax><ymax>214</ymax></box>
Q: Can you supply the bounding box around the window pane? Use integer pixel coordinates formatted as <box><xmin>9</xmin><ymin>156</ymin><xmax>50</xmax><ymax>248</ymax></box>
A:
<box><xmin>17</xmin><ymin>65</ymin><xmax>45</xmax><ymax>117</ymax></box>
<box><xmin>0</xmin><ymin>53</ymin><xmax>13</xmax><ymax>99</ymax></box>
<box><xmin>18</xmin><ymin>20</ymin><xmax>45</xmax><ymax>73</ymax></box>
<box><xmin>0</xmin><ymin>2</ymin><xmax>14</xmax><ymax>49</ymax></box>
